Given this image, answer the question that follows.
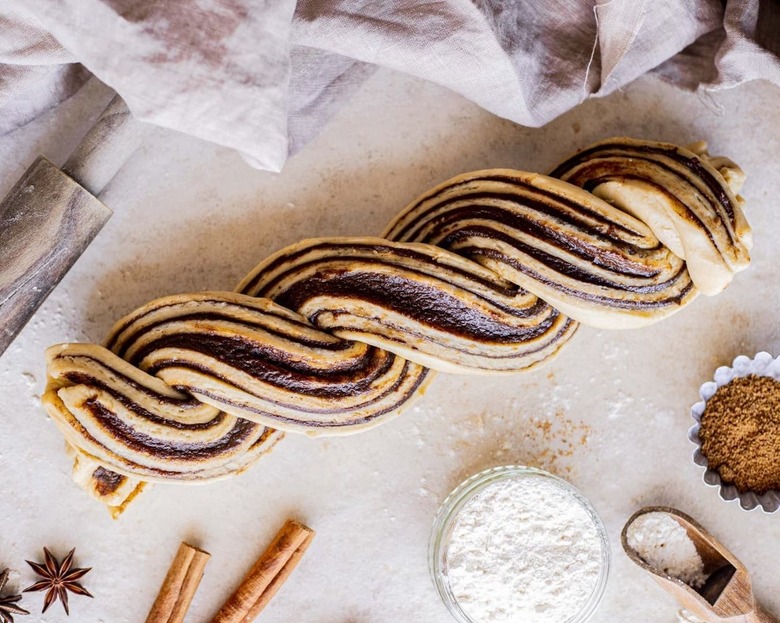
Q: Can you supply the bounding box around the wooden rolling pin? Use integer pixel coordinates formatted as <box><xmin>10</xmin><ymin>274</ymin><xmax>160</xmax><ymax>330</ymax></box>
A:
<box><xmin>622</xmin><ymin>506</ymin><xmax>777</xmax><ymax>623</ymax></box>
<box><xmin>0</xmin><ymin>94</ymin><xmax>148</xmax><ymax>357</ymax></box>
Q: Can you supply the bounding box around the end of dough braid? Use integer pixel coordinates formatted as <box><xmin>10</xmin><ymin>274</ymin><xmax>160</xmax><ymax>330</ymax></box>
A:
<box><xmin>550</xmin><ymin>137</ymin><xmax>751</xmax><ymax>297</ymax></box>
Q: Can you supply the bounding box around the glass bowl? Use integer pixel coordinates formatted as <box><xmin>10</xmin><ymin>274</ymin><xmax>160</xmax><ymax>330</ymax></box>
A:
<box><xmin>429</xmin><ymin>465</ymin><xmax>610</xmax><ymax>623</ymax></box>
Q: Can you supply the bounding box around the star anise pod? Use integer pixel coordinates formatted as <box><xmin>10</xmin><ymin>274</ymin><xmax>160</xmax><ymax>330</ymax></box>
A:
<box><xmin>0</xmin><ymin>568</ymin><xmax>29</xmax><ymax>622</ymax></box>
<box><xmin>24</xmin><ymin>549</ymin><xmax>92</xmax><ymax>615</ymax></box>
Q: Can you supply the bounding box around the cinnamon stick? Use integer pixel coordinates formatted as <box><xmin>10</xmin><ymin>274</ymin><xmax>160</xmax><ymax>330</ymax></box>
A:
<box><xmin>146</xmin><ymin>542</ymin><xmax>211</xmax><ymax>623</ymax></box>
<box><xmin>241</xmin><ymin>530</ymin><xmax>315</xmax><ymax>622</ymax></box>
<box><xmin>211</xmin><ymin>519</ymin><xmax>315</xmax><ymax>623</ymax></box>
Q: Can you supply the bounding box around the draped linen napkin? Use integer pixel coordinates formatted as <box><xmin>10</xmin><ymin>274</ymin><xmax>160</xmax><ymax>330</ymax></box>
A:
<box><xmin>1</xmin><ymin>0</ymin><xmax>778</xmax><ymax>172</ymax></box>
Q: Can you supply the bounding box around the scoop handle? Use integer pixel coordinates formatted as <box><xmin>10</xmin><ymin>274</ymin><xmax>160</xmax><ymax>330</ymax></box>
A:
<box><xmin>746</xmin><ymin>605</ymin><xmax>779</xmax><ymax>623</ymax></box>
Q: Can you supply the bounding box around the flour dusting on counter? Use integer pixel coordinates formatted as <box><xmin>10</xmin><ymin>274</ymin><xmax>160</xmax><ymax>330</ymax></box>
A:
<box><xmin>445</xmin><ymin>475</ymin><xmax>603</xmax><ymax>623</ymax></box>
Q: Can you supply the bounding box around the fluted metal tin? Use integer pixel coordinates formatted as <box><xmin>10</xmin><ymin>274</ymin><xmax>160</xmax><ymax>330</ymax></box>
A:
<box><xmin>689</xmin><ymin>352</ymin><xmax>780</xmax><ymax>513</ymax></box>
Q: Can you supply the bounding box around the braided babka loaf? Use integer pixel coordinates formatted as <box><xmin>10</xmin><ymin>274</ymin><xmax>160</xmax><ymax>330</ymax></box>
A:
<box><xmin>42</xmin><ymin>138</ymin><xmax>752</xmax><ymax>516</ymax></box>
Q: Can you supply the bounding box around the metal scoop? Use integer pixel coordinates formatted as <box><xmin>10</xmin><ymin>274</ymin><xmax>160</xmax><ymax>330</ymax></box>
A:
<box><xmin>622</xmin><ymin>506</ymin><xmax>777</xmax><ymax>623</ymax></box>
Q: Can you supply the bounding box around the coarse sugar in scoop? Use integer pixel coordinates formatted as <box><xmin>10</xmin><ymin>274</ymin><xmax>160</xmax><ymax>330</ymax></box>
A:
<box><xmin>444</xmin><ymin>475</ymin><xmax>603</xmax><ymax>623</ymax></box>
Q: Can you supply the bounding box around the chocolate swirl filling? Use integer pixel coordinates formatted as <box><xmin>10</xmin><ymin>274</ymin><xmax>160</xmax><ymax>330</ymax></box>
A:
<box><xmin>42</xmin><ymin>137</ymin><xmax>752</xmax><ymax>516</ymax></box>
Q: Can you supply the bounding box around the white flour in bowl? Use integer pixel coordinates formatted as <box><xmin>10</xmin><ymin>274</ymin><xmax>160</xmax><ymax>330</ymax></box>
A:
<box><xmin>626</xmin><ymin>512</ymin><xmax>708</xmax><ymax>588</ymax></box>
<box><xmin>445</xmin><ymin>475</ymin><xmax>603</xmax><ymax>623</ymax></box>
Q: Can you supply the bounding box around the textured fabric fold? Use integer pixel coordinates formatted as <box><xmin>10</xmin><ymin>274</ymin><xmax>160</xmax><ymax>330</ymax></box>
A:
<box><xmin>593</xmin><ymin>0</ymin><xmax>722</xmax><ymax>95</ymax></box>
<box><xmin>713</xmin><ymin>0</ymin><xmax>780</xmax><ymax>88</ymax></box>
<box><xmin>0</xmin><ymin>0</ymin><xmax>778</xmax><ymax>171</ymax></box>
<box><xmin>3</xmin><ymin>0</ymin><xmax>297</xmax><ymax>171</ymax></box>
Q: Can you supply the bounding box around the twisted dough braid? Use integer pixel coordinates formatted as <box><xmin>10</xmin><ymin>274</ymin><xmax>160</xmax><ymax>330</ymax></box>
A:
<box><xmin>42</xmin><ymin>138</ymin><xmax>751</xmax><ymax>516</ymax></box>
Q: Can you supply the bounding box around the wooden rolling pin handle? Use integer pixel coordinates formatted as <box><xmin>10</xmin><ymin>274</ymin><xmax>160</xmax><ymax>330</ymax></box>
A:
<box><xmin>0</xmin><ymin>158</ymin><xmax>111</xmax><ymax>355</ymax></box>
<box><xmin>0</xmin><ymin>94</ymin><xmax>147</xmax><ymax>357</ymax></box>
<box><xmin>63</xmin><ymin>94</ymin><xmax>147</xmax><ymax>196</ymax></box>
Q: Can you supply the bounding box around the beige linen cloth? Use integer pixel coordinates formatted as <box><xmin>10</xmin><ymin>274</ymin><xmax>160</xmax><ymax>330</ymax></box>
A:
<box><xmin>1</xmin><ymin>0</ymin><xmax>778</xmax><ymax>171</ymax></box>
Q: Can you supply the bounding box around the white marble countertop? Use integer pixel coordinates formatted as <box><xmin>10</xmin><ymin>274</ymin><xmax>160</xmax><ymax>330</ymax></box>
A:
<box><xmin>0</xmin><ymin>69</ymin><xmax>778</xmax><ymax>623</ymax></box>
